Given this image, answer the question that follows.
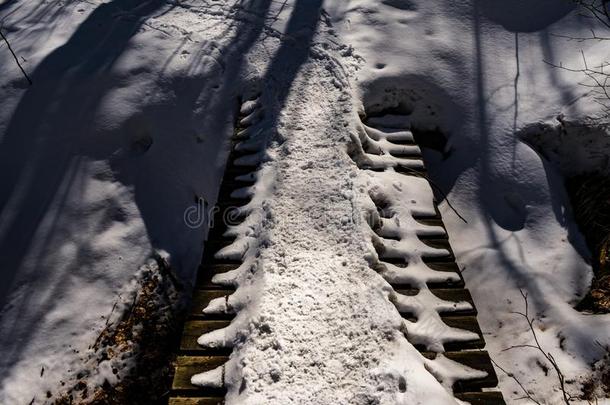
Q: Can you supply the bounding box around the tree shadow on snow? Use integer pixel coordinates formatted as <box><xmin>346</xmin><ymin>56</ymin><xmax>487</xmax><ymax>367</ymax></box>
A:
<box><xmin>0</xmin><ymin>0</ymin><xmax>172</xmax><ymax>391</ymax></box>
<box><xmin>0</xmin><ymin>0</ymin><xmax>324</xmax><ymax>397</ymax></box>
<box><xmin>470</xmin><ymin>0</ymin><xmax>601</xmax><ymax>364</ymax></box>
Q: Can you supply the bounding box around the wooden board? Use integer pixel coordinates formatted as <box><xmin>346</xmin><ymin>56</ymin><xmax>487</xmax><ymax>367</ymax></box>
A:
<box><xmin>169</xmin><ymin>398</ymin><xmax>224</xmax><ymax>405</ymax></box>
<box><xmin>170</xmin><ymin>392</ymin><xmax>506</xmax><ymax>405</ymax></box>
<box><xmin>180</xmin><ymin>320</ymin><xmax>232</xmax><ymax>353</ymax></box>
<box><xmin>171</xmin><ymin>112</ymin><xmax>505</xmax><ymax>404</ymax></box>
<box><xmin>172</xmin><ymin>351</ymin><xmax>499</xmax><ymax>394</ymax></box>
<box><xmin>456</xmin><ymin>392</ymin><xmax>506</xmax><ymax>405</ymax></box>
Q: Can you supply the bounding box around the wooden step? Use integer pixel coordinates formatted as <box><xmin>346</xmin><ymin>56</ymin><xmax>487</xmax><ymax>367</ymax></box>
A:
<box><xmin>214</xmin><ymin>197</ymin><xmax>250</xmax><ymax>211</ymax></box>
<box><xmin>394</xmin><ymin>288</ymin><xmax>476</xmax><ymax>316</ymax></box>
<box><xmin>172</xmin><ymin>356</ymin><xmax>228</xmax><ymax>394</ymax></box>
<box><xmin>172</xmin><ymin>350</ymin><xmax>498</xmax><ymax>395</ymax></box>
<box><xmin>394</xmin><ymin>164</ymin><xmax>427</xmax><ymax>176</ymax></box>
<box><xmin>407</xmin><ymin>315</ymin><xmax>484</xmax><ymax>352</ymax></box>
<box><xmin>171</xmin><ymin>110</ymin><xmax>504</xmax><ymax>403</ymax></box>
<box><xmin>422</xmin><ymin>351</ymin><xmax>498</xmax><ymax>392</ymax></box>
<box><xmin>196</xmin><ymin>264</ymin><xmax>240</xmax><ymax>289</ymax></box>
<box><xmin>440</xmin><ymin>316</ymin><xmax>485</xmax><ymax>351</ymax></box>
<box><xmin>169</xmin><ymin>393</ymin><xmax>505</xmax><ymax>405</ymax></box>
<box><xmin>169</xmin><ymin>398</ymin><xmax>224</xmax><ymax>405</ymax></box>
<box><xmin>414</xmin><ymin>216</ymin><xmax>444</xmax><ymax>227</ymax></box>
<box><xmin>388</xmin><ymin>149</ymin><xmax>422</xmax><ymax>159</ymax></box>
<box><xmin>218</xmin><ymin>179</ymin><xmax>255</xmax><ymax>192</ymax></box>
<box><xmin>187</xmin><ymin>288</ymin><xmax>476</xmax><ymax>320</ymax></box>
<box><xmin>170</xmin><ymin>394</ymin><xmax>506</xmax><ymax>405</ymax></box>
<box><xmin>181</xmin><ymin>313</ymin><xmax>484</xmax><ymax>354</ymax></box>
<box><xmin>379</xmin><ymin>260</ymin><xmax>465</xmax><ymax>289</ymax></box>
<box><xmin>179</xmin><ymin>320</ymin><xmax>232</xmax><ymax>353</ymax></box>
<box><xmin>189</xmin><ymin>290</ymin><xmax>235</xmax><ymax>319</ymax></box>
<box><xmin>456</xmin><ymin>392</ymin><xmax>506</xmax><ymax>405</ymax></box>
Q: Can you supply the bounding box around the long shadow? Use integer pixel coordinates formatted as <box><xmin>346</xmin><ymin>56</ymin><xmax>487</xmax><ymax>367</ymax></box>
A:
<box><xmin>0</xmin><ymin>0</ymin><xmax>167</xmax><ymax>310</ymax></box>
<box><xmin>472</xmin><ymin>0</ymin><xmax>551</xmax><ymax>316</ymax></box>
<box><xmin>108</xmin><ymin>0</ymin><xmax>277</xmax><ymax>279</ymax></box>
<box><xmin>0</xmin><ymin>0</ymin><xmax>170</xmax><ymax>391</ymax></box>
<box><xmin>261</xmin><ymin>0</ymin><xmax>323</xmax><ymax>116</ymax></box>
<box><xmin>0</xmin><ymin>0</ymin><xmax>323</xmax><ymax>396</ymax></box>
<box><xmin>538</xmin><ymin>28</ymin><xmax>581</xmax><ymax>113</ymax></box>
<box><xmin>472</xmin><ymin>0</ymin><xmax>600</xmax><ymax>363</ymax></box>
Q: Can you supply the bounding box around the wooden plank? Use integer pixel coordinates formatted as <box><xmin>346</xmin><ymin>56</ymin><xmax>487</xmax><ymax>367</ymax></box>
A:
<box><xmin>178</xmin><ymin>315</ymin><xmax>482</xmax><ymax>355</ymax></box>
<box><xmin>180</xmin><ymin>320</ymin><xmax>232</xmax><ymax>353</ymax></box>
<box><xmin>394</xmin><ymin>288</ymin><xmax>476</xmax><ymax>316</ymax></box>
<box><xmin>201</xmin><ymin>252</ymin><xmax>243</xmax><ymax>266</ymax></box>
<box><xmin>173</xmin><ymin>352</ymin><xmax>499</xmax><ymax>395</ymax></box>
<box><xmin>204</xmin><ymin>239</ymin><xmax>237</xmax><ymax>252</ymax></box>
<box><xmin>394</xmin><ymin>163</ymin><xmax>427</xmax><ymax>176</ymax></box>
<box><xmin>169</xmin><ymin>398</ymin><xmax>224</xmax><ymax>405</ymax></box>
<box><xmin>172</xmin><ymin>356</ymin><xmax>229</xmax><ymax>393</ymax></box>
<box><xmin>388</xmin><ymin>149</ymin><xmax>422</xmax><ymax>158</ymax></box>
<box><xmin>190</xmin><ymin>290</ymin><xmax>235</xmax><ymax>319</ymax></box>
<box><xmin>422</xmin><ymin>351</ymin><xmax>498</xmax><ymax>392</ymax></box>
<box><xmin>197</xmin><ymin>264</ymin><xmax>240</xmax><ymax>289</ymax></box>
<box><xmin>379</xmin><ymin>260</ymin><xmax>465</xmax><ymax>289</ymax></box>
<box><xmin>407</xmin><ymin>315</ymin><xmax>484</xmax><ymax>351</ymax></box>
<box><xmin>442</xmin><ymin>316</ymin><xmax>485</xmax><ymax>350</ymax></box>
<box><xmin>214</xmin><ymin>197</ymin><xmax>250</xmax><ymax>210</ymax></box>
<box><xmin>219</xmin><ymin>179</ymin><xmax>255</xmax><ymax>190</ymax></box>
<box><xmin>455</xmin><ymin>392</ymin><xmax>506</xmax><ymax>405</ymax></box>
<box><xmin>169</xmin><ymin>393</ymin><xmax>506</xmax><ymax>405</ymax></box>
<box><xmin>414</xmin><ymin>216</ymin><xmax>445</xmax><ymax>228</ymax></box>
<box><xmin>420</xmin><ymin>237</ymin><xmax>453</xmax><ymax>253</ymax></box>
<box><xmin>447</xmin><ymin>352</ymin><xmax>499</xmax><ymax>391</ymax></box>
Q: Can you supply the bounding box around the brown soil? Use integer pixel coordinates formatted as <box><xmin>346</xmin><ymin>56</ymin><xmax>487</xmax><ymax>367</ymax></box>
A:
<box><xmin>567</xmin><ymin>174</ymin><xmax>610</xmax><ymax>313</ymax></box>
<box><xmin>52</xmin><ymin>256</ymin><xmax>186</xmax><ymax>404</ymax></box>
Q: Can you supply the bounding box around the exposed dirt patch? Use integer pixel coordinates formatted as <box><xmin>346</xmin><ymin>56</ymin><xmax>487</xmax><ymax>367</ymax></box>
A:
<box><xmin>520</xmin><ymin>119</ymin><xmax>610</xmax><ymax>313</ymax></box>
<box><xmin>568</xmin><ymin>174</ymin><xmax>610</xmax><ymax>313</ymax></box>
<box><xmin>581</xmin><ymin>348</ymin><xmax>610</xmax><ymax>402</ymax></box>
<box><xmin>52</xmin><ymin>256</ymin><xmax>187</xmax><ymax>404</ymax></box>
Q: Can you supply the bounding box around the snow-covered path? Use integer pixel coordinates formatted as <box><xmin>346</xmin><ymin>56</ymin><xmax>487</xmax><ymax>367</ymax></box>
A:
<box><xmin>184</xmin><ymin>18</ymin><xmax>493</xmax><ymax>403</ymax></box>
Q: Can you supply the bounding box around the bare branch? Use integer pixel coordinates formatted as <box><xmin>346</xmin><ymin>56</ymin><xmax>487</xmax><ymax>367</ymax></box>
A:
<box><xmin>0</xmin><ymin>25</ymin><xmax>32</xmax><ymax>85</ymax></box>
<box><xmin>502</xmin><ymin>290</ymin><xmax>576</xmax><ymax>404</ymax></box>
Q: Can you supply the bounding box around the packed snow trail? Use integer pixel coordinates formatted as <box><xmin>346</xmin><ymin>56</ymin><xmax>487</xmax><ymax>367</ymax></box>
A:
<box><xmin>171</xmin><ymin>7</ymin><xmax>502</xmax><ymax>403</ymax></box>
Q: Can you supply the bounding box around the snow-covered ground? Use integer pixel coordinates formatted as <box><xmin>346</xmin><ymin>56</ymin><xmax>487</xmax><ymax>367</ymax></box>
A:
<box><xmin>1</xmin><ymin>0</ymin><xmax>610</xmax><ymax>403</ymax></box>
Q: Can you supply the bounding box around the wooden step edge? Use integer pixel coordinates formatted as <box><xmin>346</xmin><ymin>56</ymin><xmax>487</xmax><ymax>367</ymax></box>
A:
<box><xmin>169</xmin><ymin>397</ymin><xmax>225</xmax><ymax>405</ymax></box>
<box><xmin>180</xmin><ymin>315</ymin><xmax>485</xmax><ymax>353</ymax></box>
<box><xmin>414</xmin><ymin>217</ymin><xmax>444</xmax><ymax>227</ymax></box>
<box><xmin>388</xmin><ymin>151</ymin><xmax>423</xmax><ymax>159</ymax></box>
<box><xmin>186</xmin><ymin>288</ymin><xmax>476</xmax><ymax>319</ymax></box>
<box><xmin>196</xmin><ymin>272</ymin><xmax>240</xmax><ymax>290</ymax></box>
<box><xmin>172</xmin><ymin>355</ymin><xmax>229</xmax><ymax>392</ymax></box>
<box><xmin>389</xmin><ymin>279</ymin><xmax>466</xmax><ymax>290</ymax></box>
<box><xmin>172</xmin><ymin>350</ymin><xmax>499</xmax><ymax>393</ymax></box>
<box><xmin>422</xmin><ymin>350</ymin><xmax>499</xmax><ymax>392</ymax></box>
<box><xmin>455</xmin><ymin>392</ymin><xmax>506</xmax><ymax>405</ymax></box>
<box><xmin>380</xmin><ymin>251</ymin><xmax>455</xmax><ymax>264</ymax></box>
<box><xmin>179</xmin><ymin>320</ymin><xmax>233</xmax><ymax>352</ymax></box>
<box><xmin>200</xmin><ymin>255</ymin><xmax>244</xmax><ymax>266</ymax></box>
<box><xmin>169</xmin><ymin>391</ymin><xmax>506</xmax><ymax>405</ymax></box>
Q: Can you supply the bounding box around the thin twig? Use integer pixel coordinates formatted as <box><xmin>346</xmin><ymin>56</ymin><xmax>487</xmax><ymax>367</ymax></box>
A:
<box><xmin>507</xmin><ymin>290</ymin><xmax>575</xmax><ymax>404</ymax></box>
<box><xmin>0</xmin><ymin>26</ymin><xmax>32</xmax><ymax>85</ymax></box>
<box><xmin>489</xmin><ymin>357</ymin><xmax>542</xmax><ymax>404</ymax></box>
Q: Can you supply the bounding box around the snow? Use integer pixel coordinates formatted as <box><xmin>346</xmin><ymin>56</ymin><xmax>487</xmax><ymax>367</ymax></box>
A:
<box><xmin>1</xmin><ymin>0</ymin><xmax>610</xmax><ymax>403</ymax></box>
<box><xmin>325</xmin><ymin>0</ymin><xmax>610</xmax><ymax>403</ymax></box>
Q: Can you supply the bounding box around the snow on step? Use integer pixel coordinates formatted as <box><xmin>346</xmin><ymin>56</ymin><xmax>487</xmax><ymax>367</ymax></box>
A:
<box><xmin>187</xmin><ymin>60</ymin><xmax>487</xmax><ymax>404</ymax></box>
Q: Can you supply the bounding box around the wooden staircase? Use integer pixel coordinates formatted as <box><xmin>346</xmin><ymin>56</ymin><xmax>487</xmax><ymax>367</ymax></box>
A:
<box><xmin>168</xmin><ymin>102</ymin><xmax>506</xmax><ymax>404</ymax></box>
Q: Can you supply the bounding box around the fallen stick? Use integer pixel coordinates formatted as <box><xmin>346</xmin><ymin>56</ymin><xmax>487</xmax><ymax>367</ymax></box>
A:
<box><xmin>0</xmin><ymin>26</ymin><xmax>32</xmax><ymax>85</ymax></box>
